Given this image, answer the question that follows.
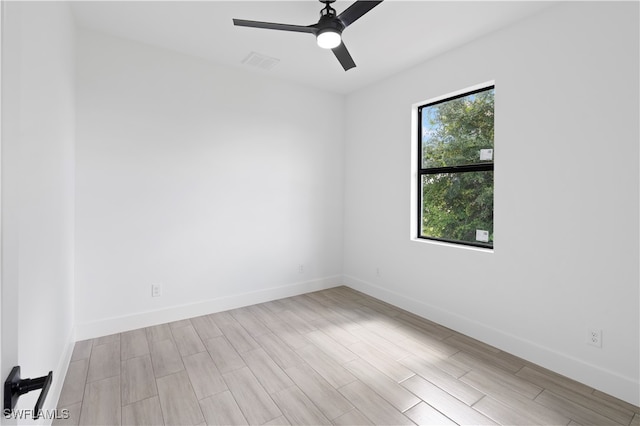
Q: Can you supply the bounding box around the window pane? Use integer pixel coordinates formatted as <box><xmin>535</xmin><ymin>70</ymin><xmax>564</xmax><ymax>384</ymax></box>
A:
<box><xmin>421</xmin><ymin>171</ymin><xmax>493</xmax><ymax>246</ymax></box>
<box><xmin>421</xmin><ymin>88</ymin><xmax>494</xmax><ymax>168</ymax></box>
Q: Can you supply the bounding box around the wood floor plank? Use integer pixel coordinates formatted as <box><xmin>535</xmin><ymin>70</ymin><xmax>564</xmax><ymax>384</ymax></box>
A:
<box><xmin>263</xmin><ymin>299</ymin><xmax>289</xmax><ymax>314</ymax></box>
<box><xmin>71</xmin><ymin>340</ymin><xmax>93</xmax><ymax>361</ymax></box>
<box><xmin>149</xmin><ymin>338</ymin><xmax>184</xmax><ymax>378</ymax></box>
<box><xmin>305</xmin><ymin>330</ymin><xmax>358</xmax><ymax>364</ymax></box>
<box><xmin>534</xmin><ymin>390</ymin><xmax>623</xmax><ymax>426</ymax></box>
<box><xmin>254</xmin><ymin>333</ymin><xmax>305</xmax><ymax>370</ymax></box>
<box><xmin>246</xmin><ymin>304</ymin><xmax>282</xmax><ymax>327</ymax></box>
<box><xmin>204</xmin><ymin>336</ymin><xmax>246</xmax><ymax>374</ymax></box>
<box><xmin>190</xmin><ymin>314</ymin><xmax>223</xmax><ymax>341</ymax></box>
<box><xmin>592</xmin><ymin>389</ymin><xmax>640</xmax><ymax>415</ymax></box>
<box><xmin>169</xmin><ymin>318</ymin><xmax>192</xmax><ymax>329</ymax></box>
<box><xmin>93</xmin><ymin>333</ymin><xmax>120</xmax><ymax>346</ymax></box>
<box><xmin>631</xmin><ymin>413</ymin><xmax>640</xmax><ymax>426</ymax></box>
<box><xmin>516</xmin><ymin>365</ymin><xmax>594</xmax><ymax>396</ymax></box>
<box><xmin>58</xmin><ymin>359</ymin><xmax>89</xmax><ymax>407</ymax></box>
<box><xmin>199</xmin><ymin>390</ymin><xmax>248</xmax><ymax>426</ymax></box>
<box><xmin>355</xmin><ymin>297</ymin><xmax>403</xmax><ymax>318</ymax></box>
<box><xmin>444</xmin><ymin>335</ymin><xmax>524</xmax><ymax>373</ymax></box>
<box><xmin>263</xmin><ymin>416</ymin><xmax>290</xmax><ymax>425</ymax></box>
<box><xmin>231</xmin><ymin>307</ymin><xmax>272</xmax><ymax>337</ymax></box>
<box><xmin>327</xmin><ymin>287</ymin><xmax>366</xmax><ymax>303</ymax></box>
<box><xmin>223</xmin><ymin>367</ymin><xmax>282</xmax><ymax>425</ymax></box>
<box><xmin>459</xmin><ymin>367</ymin><xmax>570</xmax><ymax>425</ymax></box>
<box><xmin>473</xmin><ymin>396</ymin><xmax>568</xmax><ymax>425</ymax></box>
<box><xmin>385</xmin><ymin>319</ymin><xmax>454</xmax><ymax>347</ymax></box>
<box><xmin>271</xmin><ymin>386</ymin><xmax>332</xmax><ymax>425</ymax></box>
<box><xmin>172</xmin><ymin>324</ymin><xmax>206</xmax><ymax>357</ymax></box>
<box><xmin>313</xmin><ymin>303</ymin><xmax>365</xmax><ymax>332</ymax></box>
<box><xmin>276</xmin><ymin>310</ymin><xmax>317</xmax><ymax>334</ymax></box>
<box><xmin>183</xmin><ymin>351</ymin><xmax>227</xmax><ymax>400</ymax></box>
<box><xmin>122</xmin><ymin>396</ymin><xmax>165</xmax><ymax>426</ymax></box>
<box><xmin>295</xmin><ymin>344</ymin><xmax>357</xmax><ymax>389</ymax></box>
<box><xmin>337</xmin><ymin>380</ymin><xmax>414</xmax><ymax>425</ymax></box>
<box><xmin>53</xmin><ymin>402</ymin><xmax>82</xmax><ymax>426</ymax></box>
<box><xmin>446</xmin><ymin>333</ymin><xmax>501</xmax><ymax>353</ymax></box>
<box><xmin>399</xmin><ymin>355</ymin><xmax>484</xmax><ymax>405</ymax></box>
<box><xmin>355</xmin><ymin>306</ymin><xmax>405</xmax><ymax>331</ymax></box>
<box><xmin>453</xmin><ymin>352</ymin><xmax>543</xmax><ymax>399</ymax></box>
<box><xmin>348</xmin><ymin>326</ymin><xmax>410</xmax><ymax>360</ymax></box>
<box><xmin>400</xmin><ymin>341</ymin><xmax>467</xmax><ymax>378</ymax></box>
<box><xmin>402</xmin><ymin>332</ymin><xmax>460</xmax><ymax>359</ymax></box>
<box><xmin>404</xmin><ymin>401</ymin><xmax>457</xmax><ymax>425</ymax></box>
<box><xmin>311</xmin><ymin>318</ymin><xmax>361</xmax><ymax>346</ymax></box>
<box><xmin>292</xmin><ymin>294</ymin><xmax>330</xmax><ymax>314</ymax></box>
<box><xmin>121</xmin><ymin>329</ymin><xmax>150</xmax><ymax>361</ymax></box>
<box><xmin>518</xmin><ymin>366</ymin><xmax>634</xmax><ymax>425</ymax></box>
<box><xmin>281</xmin><ymin>297</ymin><xmax>324</xmax><ymax>323</ymax></box>
<box><xmin>348</xmin><ymin>341</ymin><xmax>414</xmax><ymax>382</ymax></box>
<box><xmin>344</xmin><ymin>358</ymin><xmax>421</xmax><ymax>412</ymax></box>
<box><xmin>121</xmin><ymin>355</ymin><xmax>157</xmax><ymax>405</ymax></box>
<box><xmin>156</xmin><ymin>370</ymin><xmax>204</xmax><ymax>425</ymax></box>
<box><xmin>87</xmin><ymin>340</ymin><xmax>120</xmax><ymax>383</ymax></box>
<box><xmin>395</xmin><ymin>312</ymin><xmax>454</xmax><ymax>340</ymax></box>
<box><xmin>79</xmin><ymin>376</ymin><xmax>121</xmax><ymax>426</ymax></box>
<box><xmin>284</xmin><ymin>364</ymin><xmax>354</xmax><ymax>420</ymax></box>
<box><xmin>473</xmin><ymin>395</ymin><xmax>549</xmax><ymax>426</ymax></box>
<box><xmin>332</xmin><ymin>305</ymin><xmax>374</xmax><ymax>323</ymax></box>
<box><xmin>215</xmin><ymin>317</ymin><xmax>261</xmax><ymax>353</ymax></box>
<box><xmin>146</xmin><ymin>324</ymin><xmax>173</xmax><ymax>343</ymax></box>
<box><xmin>305</xmin><ymin>291</ymin><xmax>342</xmax><ymax>308</ymax></box>
<box><xmin>266</xmin><ymin>320</ymin><xmax>309</xmax><ymax>349</ymax></box>
<box><xmin>241</xmin><ymin>347</ymin><xmax>294</xmax><ymax>394</ymax></box>
<box><xmin>401</xmin><ymin>374</ymin><xmax>496</xmax><ymax>425</ymax></box>
<box><xmin>331</xmin><ymin>408</ymin><xmax>374</xmax><ymax>425</ymax></box>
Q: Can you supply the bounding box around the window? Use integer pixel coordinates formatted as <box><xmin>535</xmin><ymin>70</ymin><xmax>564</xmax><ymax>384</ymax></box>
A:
<box><xmin>417</xmin><ymin>85</ymin><xmax>494</xmax><ymax>248</ymax></box>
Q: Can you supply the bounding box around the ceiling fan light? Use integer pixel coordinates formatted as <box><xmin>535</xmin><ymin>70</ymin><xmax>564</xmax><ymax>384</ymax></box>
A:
<box><xmin>317</xmin><ymin>30</ymin><xmax>341</xmax><ymax>49</ymax></box>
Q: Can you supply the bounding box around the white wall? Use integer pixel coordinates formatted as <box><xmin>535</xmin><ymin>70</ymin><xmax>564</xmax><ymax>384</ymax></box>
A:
<box><xmin>74</xmin><ymin>30</ymin><xmax>345</xmax><ymax>338</ymax></box>
<box><xmin>1</xmin><ymin>1</ymin><xmax>76</xmax><ymax>418</ymax></box>
<box><xmin>343</xmin><ymin>2</ymin><xmax>639</xmax><ymax>405</ymax></box>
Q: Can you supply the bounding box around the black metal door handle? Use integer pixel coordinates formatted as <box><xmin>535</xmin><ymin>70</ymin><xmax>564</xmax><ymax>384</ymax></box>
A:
<box><xmin>4</xmin><ymin>366</ymin><xmax>53</xmax><ymax>420</ymax></box>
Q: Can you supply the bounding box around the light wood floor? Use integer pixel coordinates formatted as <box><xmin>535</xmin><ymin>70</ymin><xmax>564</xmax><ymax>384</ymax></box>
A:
<box><xmin>55</xmin><ymin>286</ymin><xmax>639</xmax><ymax>425</ymax></box>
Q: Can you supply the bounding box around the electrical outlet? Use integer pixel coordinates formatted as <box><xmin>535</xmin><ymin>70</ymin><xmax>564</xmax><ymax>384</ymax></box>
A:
<box><xmin>151</xmin><ymin>284</ymin><xmax>162</xmax><ymax>298</ymax></box>
<box><xmin>376</xmin><ymin>267</ymin><xmax>380</xmax><ymax>277</ymax></box>
<box><xmin>298</xmin><ymin>264</ymin><xmax>304</xmax><ymax>274</ymax></box>
<box><xmin>586</xmin><ymin>328</ymin><xmax>602</xmax><ymax>348</ymax></box>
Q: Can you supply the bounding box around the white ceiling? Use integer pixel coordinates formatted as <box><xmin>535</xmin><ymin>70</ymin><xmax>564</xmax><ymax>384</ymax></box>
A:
<box><xmin>71</xmin><ymin>1</ymin><xmax>553</xmax><ymax>94</ymax></box>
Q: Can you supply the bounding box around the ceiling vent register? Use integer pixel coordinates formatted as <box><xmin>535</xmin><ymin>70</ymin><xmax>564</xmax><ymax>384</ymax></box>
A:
<box><xmin>241</xmin><ymin>52</ymin><xmax>280</xmax><ymax>70</ymax></box>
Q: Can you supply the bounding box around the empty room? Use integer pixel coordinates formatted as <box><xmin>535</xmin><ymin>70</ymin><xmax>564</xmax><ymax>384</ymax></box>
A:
<box><xmin>1</xmin><ymin>1</ymin><xmax>638</xmax><ymax>425</ymax></box>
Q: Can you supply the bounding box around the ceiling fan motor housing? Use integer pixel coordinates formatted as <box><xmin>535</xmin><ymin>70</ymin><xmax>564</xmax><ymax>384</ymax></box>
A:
<box><xmin>317</xmin><ymin>15</ymin><xmax>345</xmax><ymax>35</ymax></box>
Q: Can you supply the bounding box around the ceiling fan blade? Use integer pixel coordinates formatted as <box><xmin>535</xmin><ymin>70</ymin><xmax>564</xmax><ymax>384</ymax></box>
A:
<box><xmin>233</xmin><ymin>19</ymin><xmax>317</xmax><ymax>34</ymax></box>
<box><xmin>337</xmin><ymin>1</ymin><xmax>383</xmax><ymax>27</ymax></box>
<box><xmin>332</xmin><ymin>42</ymin><xmax>356</xmax><ymax>71</ymax></box>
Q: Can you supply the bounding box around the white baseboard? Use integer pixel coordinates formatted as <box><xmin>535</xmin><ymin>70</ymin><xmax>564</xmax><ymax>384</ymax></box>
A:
<box><xmin>75</xmin><ymin>275</ymin><xmax>342</xmax><ymax>341</ymax></box>
<box><xmin>28</xmin><ymin>327</ymin><xmax>75</xmax><ymax>426</ymax></box>
<box><xmin>343</xmin><ymin>274</ymin><xmax>640</xmax><ymax>407</ymax></box>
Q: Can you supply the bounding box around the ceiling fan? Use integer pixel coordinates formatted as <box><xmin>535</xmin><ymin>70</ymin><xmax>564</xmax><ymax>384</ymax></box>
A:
<box><xmin>233</xmin><ymin>0</ymin><xmax>383</xmax><ymax>71</ymax></box>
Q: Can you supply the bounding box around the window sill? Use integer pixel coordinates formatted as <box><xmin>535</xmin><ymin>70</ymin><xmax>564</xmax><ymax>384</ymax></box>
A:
<box><xmin>410</xmin><ymin>237</ymin><xmax>494</xmax><ymax>253</ymax></box>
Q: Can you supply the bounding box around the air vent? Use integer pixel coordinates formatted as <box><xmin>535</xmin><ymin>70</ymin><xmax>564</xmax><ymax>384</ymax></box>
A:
<box><xmin>241</xmin><ymin>52</ymin><xmax>280</xmax><ymax>70</ymax></box>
